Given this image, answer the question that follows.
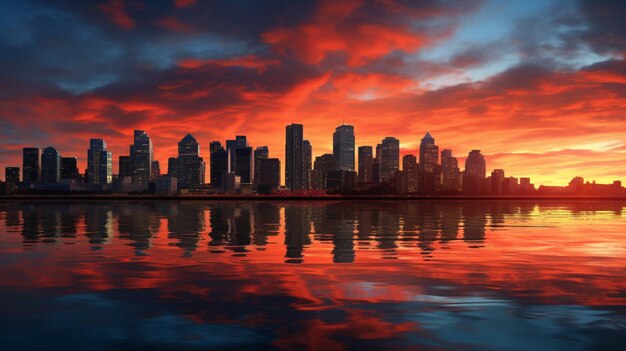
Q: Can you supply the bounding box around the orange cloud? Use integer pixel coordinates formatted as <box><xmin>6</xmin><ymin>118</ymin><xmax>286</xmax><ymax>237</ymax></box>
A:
<box><xmin>98</xmin><ymin>0</ymin><xmax>134</xmax><ymax>29</ymax></box>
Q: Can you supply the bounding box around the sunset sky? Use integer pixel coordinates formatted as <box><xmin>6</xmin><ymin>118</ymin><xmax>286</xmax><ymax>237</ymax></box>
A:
<box><xmin>1</xmin><ymin>0</ymin><xmax>625</xmax><ymax>185</ymax></box>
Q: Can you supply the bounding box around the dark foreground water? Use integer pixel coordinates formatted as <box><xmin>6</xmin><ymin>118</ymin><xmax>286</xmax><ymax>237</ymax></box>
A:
<box><xmin>0</xmin><ymin>201</ymin><xmax>625</xmax><ymax>350</ymax></box>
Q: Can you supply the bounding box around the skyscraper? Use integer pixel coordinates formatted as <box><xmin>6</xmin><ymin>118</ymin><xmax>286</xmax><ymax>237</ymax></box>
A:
<box><xmin>41</xmin><ymin>146</ymin><xmax>61</xmax><ymax>183</ymax></box>
<box><xmin>167</xmin><ymin>157</ymin><xmax>178</xmax><ymax>177</ymax></box>
<box><xmin>22</xmin><ymin>147</ymin><xmax>41</xmax><ymax>183</ymax></box>
<box><xmin>312</xmin><ymin>154</ymin><xmax>334</xmax><ymax>190</ymax></box>
<box><xmin>177</xmin><ymin>134</ymin><xmax>203</xmax><ymax>188</ymax></box>
<box><xmin>285</xmin><ymin>124</ymin><xmax>304</xmax><ymax>191</ymax></box>
<box><xmin>5</xmin><ymin>167</ymin><xmax>20</xmax><ymax>183</ymax></box>
<box><xmin>210</xmin><ymin>141</ymin><xmax>228</xmax><ymax>187</ymax></box>
<box><xmin>372</xmin><ymin>143</ymin><xmax>382</xmax><ymax>182</ymax></box>
<box><xmin>258</xmin><ymin>158</ymin><xmax>280</xmax><ymax>192</ymax></box>
<box><xmin>87</xmin><ymin>139</ymin><xmax>112</xmax><ymax>184</ymax></box>
<box><xmin>491</xmin><ymin>169</ymin><xmax>505</xmax><ymax>195</ymax></box>
<box><xmin>151</xmin><ymin>160</ymin><xmax>160</xmax><ymax>181</ymax></box>
<box><xmin>303</xmin><ymin>140</ymin><xmax>312</xmax><ymax>189</ymax></box>
<box><xmin>61</xmin><ymin>157</ymin><xmax>79</xmax><ymax>181</ymax></box>
<box><xmin>234</xmin><ymin>146</ymin><xmax>254</xmax><ymax>184</ymax></box>
<box><xmin>254</xmin><ymin>146</ymin><xmax>269</xmax><ymax>187</ymax></box>
<box><xmin>333</xmin><ymin>125</ymin><xmax>355</xmax><ymax>171</ymax></box>
<box><xmin>418</xmin><ymin>132</ymin><xmax>439</xmax><ymax>194</ymax></box>
<box><xmin>358</xmin><ymin>146</ymin><xmax>373</xmax><ymax>182</ymax></box>
<box><xmin>131</xmin><ymin>130</ymin><xmax>153</xmax><ymax>184</ymax></box>
<box><xmin>119</xmin><ymin>156</ymin><xmax>132</xmax><ymax>179</ymax></box>
<box><xmin>380</xmin><ymin>137</ymin><xmax>399</xmax><ymax>182</ymax></box>
<box><xmin>441</xmin><ymin>149</ymin><xmax>460</xmax><ymax>191</ymax></box>
<box><xmin>402</xmin><ymin>154</ymin><xmax>418</xmax><ymax>193</ymax></box>
<box><xmin>463</xmin><ymin>150</ymin><xmax>486</xmax><ymax>195</ymax></box>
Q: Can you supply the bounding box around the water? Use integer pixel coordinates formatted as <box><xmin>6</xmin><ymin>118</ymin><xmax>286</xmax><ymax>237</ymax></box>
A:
<box><xmin>0</xmin><ymin>200</ymin><xmax>625</xmax><ymax>350</ymax></box>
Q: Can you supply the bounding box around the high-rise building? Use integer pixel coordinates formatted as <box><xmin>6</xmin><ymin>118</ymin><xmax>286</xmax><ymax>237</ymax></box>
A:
<box><xmin>358</xmin><ymin>146</ymin><xmax>373</xmax><ymax>182</ymax></box>
<box><xmin>167</xmin><ymin>157</ymin><xmax>178</xmax><ymax>177</ymax></box>
<box><xmin>41</xmin><ymin>146</ymin><xmax>61</xmax><ymax>183</ymax></box>
<box><xmin>418</xmin><ymin>132</ymin><xmax>439</xmax><ymax>194</ymax></box>
<box><xmin>22</xmin><ymin>147</ymin><xmax>41</xmax><ymax>183</ymax></box>
<box><xmin>303</xmin><ymin>140</ymin><xmax>312</xmax><ymax>189</ymax></box>
<box><xmin>312</xmin><ymin>154</ymin><xmax>334</xmax><ymax>190</ymax></box>
<box><xmin>5</xmin><ymin>167</ymin><xmax>20</xmax><ymax>183</ymax></box>
<box><xmin>210</xmin><ymin>141</ymin><xmax>228</xmax><ymax>187</ymax></box>
<box><xmin>151</xmin><ymin>160</ymin><xmax>160</xmax><ymax>181</ymax></box>
<box><xmin>372</xmin><ymin>143</ymin><xmax>382</xmax><ymax>182</ymax></box>
<box><xmin>380</xmin><ymin>137</ymin><xmax>399</xmax><ymax>182</ymax></box>
<box><xmin>441</xmin><ymin>149</ymin><xmax>460</xmax><ymax>191</ymax></box>
<box><xmin>177</xmin><ymin>134</ymin><xmax>204</xmax><ymax>188</ymax></box>
<box><xmin>130</xmin><ymin>130</ymin><xmax>153</xmax><ymax>184</ymax></box>
<box><xmin>87</xmin><ymin>139</ymin><xmax>112</xmax><ymax>184</ymax></box>
<box><xmin>402</xmin><ymin>154</ymin><xmax>418</xmax><ymax>193</ymax></box>
<box><xmin>333</xmin><ymin>125</ymin><xmax>355</xmax><ymax>171</ymax></box>
<box><xmin>463</xmin><ymin>150</ymin><xmax>486</xmax><ymax>195</ymax></box>
<box><xmin>119</xmin><ymin>156</ymin><xmax>132</xmax><ymax>179</ymax></box>
<box><xmin>226</xmin><ymin>139</ymin><xmax>237</xmax><ymax>173</ymax></box>
<box><xmin>234</xmin><ymin>146</ymin><xmax>254</xmax><ymax>184</ymax></box>
<box><xmin>254</xmin><ymin>146</ymin><xmax>269</xmax><ymax>186</ymax></box>
<box><xmin>491</xmin><ymin>169</ymin><xmax>505</xmax><ymax>195</ymax></box>
<box><xmin>285</xmin><ymin>124</ymin><xmax>305</xmax><ymax>191</ymax></box>
<box><xmin>258</xmin><ymin>158</ymin><xmax>280</xmax><ymax>192</ymax></box>
<box><xmin>61</xmin><ymin>157</ymin><xmax>79</xmax><ymax>181</ymax></box>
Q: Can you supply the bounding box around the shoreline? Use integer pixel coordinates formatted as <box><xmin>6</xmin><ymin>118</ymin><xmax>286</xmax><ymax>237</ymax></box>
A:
<box><xmin>2</xmin><ymin>195</ymin><xmax>626</xmax><ymax>201</ymax></box>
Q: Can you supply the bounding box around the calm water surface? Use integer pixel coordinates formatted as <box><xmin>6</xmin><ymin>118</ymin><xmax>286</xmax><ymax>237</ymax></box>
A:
<box><xmin>0</xmin><ymin>201</ymin><xmax>625</xmax><ymax>350</ymax></box>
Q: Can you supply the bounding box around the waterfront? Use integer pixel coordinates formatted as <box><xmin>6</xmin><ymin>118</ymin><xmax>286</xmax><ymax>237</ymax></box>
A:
<box><xmin>0</xmin><ymin>201</ymin><xmax>625</xmax><ymax>350</ymax></box>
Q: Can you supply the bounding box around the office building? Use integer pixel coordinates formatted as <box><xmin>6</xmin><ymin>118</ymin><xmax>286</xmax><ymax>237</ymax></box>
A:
<box><xmin>177</xmin><ymin>134</ymin><xmax>204</xmax><ymax>188</ymax></box>
<box><xmin>210</xmin><ymin>141</ymin><xmax>228</xmax><ymax>187</ymax></box>
<box><xmin>87</xmin><ymin>139</ymin><xmax>112</xmax><ymax>184</ymax></box>
<box><xmin>130</xmin><ymin>130</ymin><xmax>153</xmax><ymax>184</ymax></box>
<box><xmin>491</xmin><ymin>169</ymin><xmax>505</xmax><ymax>195</ymax></box>
<box><xmin>22</xmin><ymin>147</ymin><xmax>41</xmax><ymax>183</ymax></box>
<box><xmin>303</xmin><ymin>140</ymin><xmax>312</xmax><ymax>189</ymax></box>
<box><xmin>258</xmin><ymin>158</ymin><xmax>280</xmax><ymax>193</ymax></box>
<box><xmin>61</xmin><ymin>157</ymin><xmax>79</xmax><ymax>180</ymax></box>
<box><xmin>358</xmin><ymin>146</ymin><xmax>373</xmax><ymax>182</ymax></box>
<box><xmin>234</xmin><ymin>146</ymin><xmax>254</xmax><ymax>184</ymax></box>
<box><xmin>463</xmin><ymin>150</ymin><xmax>486</xmax><ymax>195</ymax></box>
<box><xmin>418</xmin><ymin>132</ymin><xmax>438</xmax><ymax>194</ymax></box>
<box><xmin>312</xmin><ymin>154</ymin><xmax>334</xmax><ymax>190</ymax></box>
<box><xmin>119</xmin><ymin>156</ymin><xmax>132</xmax><ymax>179</ymax></box>
<box><xmin>167</xmin><ymin>157</ymin><xmax>178</xmax><ymax>177</ymax></box>
<box><xmin>41</xmin><ymin>146</ymin><xmax>61</xmax><ymax>183</ymax></box>
<box><xmin>333</xmin><ymin>125</ymin><xmax>355</xmax><ymax>171</ymax></box>
<box><xmin>5</xmin><ymin>167</ymin><xmax>19</xmax><ymax>183</ymax></box>
<box><xmin>441</xmin><ymin>149</ymin><xmax>460</xmax><ymax>191</ymax></box>
<box><xmin>285</xmin><ymin>124</ymin><xmax>305</xmax><ymax>191</ymax></box>
<box><xmin>402</xmin><ymin>154</ymin><xmax>418</xmax><ymax>193</ymax></box>
<box><xmin>254</xmin><ymin>146</ymin><xmax>269</xmax><ymax>186</ymax></box>
<box><xmin>380</xmin><ymin>137</ymin><xmax>399</xmax><ymax>182</ymax></box>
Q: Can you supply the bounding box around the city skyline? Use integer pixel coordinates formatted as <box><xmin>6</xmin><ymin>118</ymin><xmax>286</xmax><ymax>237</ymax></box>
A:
<box><xmin>2</xmin><ymin>123</ymin><xmax>624</xmax><ymax>192</ymax></box>
<box><xmin>0</xmin><ymin>1</ymin><xmax>625</xmax><ymax>187</ymax></box>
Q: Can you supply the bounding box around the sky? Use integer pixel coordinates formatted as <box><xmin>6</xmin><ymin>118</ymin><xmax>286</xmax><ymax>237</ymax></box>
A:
<box><xmin>0</xmin><ymin>0</ymin><xmax>625</xmax><ymax>185</ymax></box>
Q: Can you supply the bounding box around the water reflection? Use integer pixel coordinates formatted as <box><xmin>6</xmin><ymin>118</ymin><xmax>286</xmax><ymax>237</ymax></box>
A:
<box><xmin>0</xmin><ymin>201</ymin><xmax>625</xmax><ymax>350</ymax></box>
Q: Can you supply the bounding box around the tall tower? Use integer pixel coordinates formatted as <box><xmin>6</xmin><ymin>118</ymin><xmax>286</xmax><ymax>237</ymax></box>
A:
<box><xmin>357</xmin><ymin>146</ymin><xmax>373</xmax><ymax>182</ymax></box>
<box><xmin>210</xmin><ymin>141</ymin><xmax>228</xmax><ymax>187</ymax></box>
<box><xmin>380</xmin><ymin>137</ymin><xmax>399</xmax><ymax>182</ymax></box>
<box><xmin>41</xmin><ymin>146</ymin><xmax>61</xmax><ymax>183</ymax></box>
<box><xmin>22</xmin><ymin>147</ymin><xmax>41</xmax><ymax>183</ymax></box>
<box><xmin>303</xmin><ymin>140</ymin><xmax>312</xmax><ymax>189</ymax></box>
<box><xmin>463</xmin><ymin>150</ymin><xmax>486</xmax><ymax>195</ymax></box>
<box><xmin>131</xmin><ymin>130</ymin><xmax>153</xmax><ymax>184</ymax></box>
<box><xmin>177</xmin><ymin>133</ymin><xmax>203</xmax><ymax>188</ymax></box>
<box><xmin>333</xmin><ymin>125</ymin><xmax>355</xmax><ymax>171</ymax></box>
<box><xmin>419</xmin><ymin>132</ymin><xmax>439</xmax><ymax>194</ymax></box>
<box><xmin>87</xmin><ymin>139</ymin><xmax>112</xmax><ymax>184</ymax></box>
<box><xmin>285</xmin><ymin>124</ymin><xmax>304</xmax><ymax>191</ymax></box>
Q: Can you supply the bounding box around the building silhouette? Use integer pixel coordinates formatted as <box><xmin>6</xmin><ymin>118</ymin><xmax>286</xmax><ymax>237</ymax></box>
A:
<box><xmin>418</xmin><ymin>132</ymin><xmax>439</xmax><ymax>194</ymax></box>
<box><xmin>5</xmin><ymin>167</ymin><xmax>20</xmax><ymax>183</ymax></box>
<box><xmin>358</xmin><ymin>146</ymin><xmax>373</xmax><ymax>183</ymax></box>
<box><xmin>303</xmin><ymin>140</ymin><xmax>312</xmax><ymax>189</ymax></box>
<box><xmin>87</xmin><ymin>139</ymin><xmax>112</xmax><ymax>184</ymax></box>
<box><xmin>61</xmin><ymin>157</ymin><xmax>79</xmax><ymax>181</ymax></box>
<box><xmin>22</xmin><ymin>147</ymin><xmax>41</xmax><ymax>183</ymax></box>
<box><xmin>167</xmin><ymin>157</ymin><xmax>178</xmax><ymax>177</ymax></box>
<box><xmin>402</xmin><ymin>154</ymin><xmax>418</xmax><ymax>193</ymax></box>
<box><xmin>130</xmin><ymin>130</ymin><xmax>153</xmax><ymax>184</ymax></box>
<box><xmin>257</xmin><ymin>158</ymin><xmax>280</xmax><ymax>193</ymax></box>
<box><xmin>491</xmin><ymin>169</ymin><xmax>505</xmax><ymax>195</ymax></box>
<box><xmin>253</xmin><ymin>146</ymin><xmax>269</xmax><ymax>187</ymax></box>
<box><xmin>177</xmin><ymin>134</ymin><xmax>204</xmax><ymax>188</ymax></box>
<box><xmin>372</xmin><ymin>143</ymin><xmax>382</xmax><ymax>182</ymax></box>
<box><xmin>151</xmin><ymin>160</ymin><xmax>160</xmax><ymax>181</ymax></box>
<box><xmin>234</xmin><ymin>146</ymin><xmax>254</xmax><ymax>184</ymax></box>
<box><xmin>463</xmin><ymin>150</ymin><xmax>486</xmax><ymax>195</ymax></box>
<box><xmin>118</xmin><ymin>156</ymin><xmax>132</xmax><ymax>179</ymax></box>
<box><xmin>333</xmin><ymin>125</ymin><xmax>355</xmax><ymax>171</ymax></box>
<box><xmin>41</xmin><ymin>146</ymin><xmax>61</xmax><ymax>183</ymax></box>
<box><xmin>285</xmin><ymin>124</ymin><xmax>305</xmax><ymax>191</ymax></box>
<box><xmin>380</xmin><ymin>137</ymin><xmax>399</xmax><ymax>182</ymax></box>
<box><xmin>441</xmin><ymin>149</ymin><xmax>460</xmax><ymax>191</ymax></box>
<box><xmin>312</xmin><ymin>154</ymin><xmax>334</xmax><ymax>190</ymax></box>
<box><xmin>210</xmin><ymin>141</ymin><xmax>228</xmax><ymax>187</ymax></box>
